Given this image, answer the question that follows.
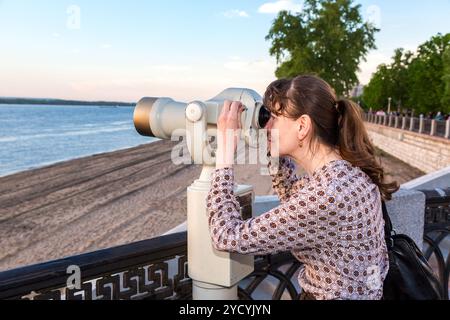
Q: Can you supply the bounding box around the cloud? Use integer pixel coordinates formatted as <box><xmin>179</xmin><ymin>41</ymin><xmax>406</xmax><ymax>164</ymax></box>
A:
<box><xmin>258</xmin><ymin>0</ymin><xmax>303</xmax><ymax>14</ymax></box>
<box><xmin>224</xmin><ymin>56</ymin><xmax>276</xmax><ymax>74</ymax></box>
<box><xmin>358</xmin><ymin>43</ymin><xmax>421</xmax><ymax>85</ymax></box>
<box><xmin>100</xmin><ymin>43</ymin><xmax>113</xmax><ymax>49</ymax></box>
<box><xmin>357</xmin><ymin>52</ymin><xmax>391</xmax><ymax>85</ymax></box>
<box><xmin>223</xmin><ymin>9</ymin><xmax>250</xmax><ymax>19</ymax></box>
<box><xmin>0</xmin><ymin>57</ymin><xmax>276</xmax><ymax>103</ymax></box>
<box><xmin>400</xmin><ymin>43</ymin><xmax>419</xmax><ymax>53</ymax></box>
<box><xmin>145</xmin><ymin>65</ymin><xmax>193</xmax><ymax>72</ymax></box>
<box><xmin>222</xmin><ymin>56</ymin><xmax>278</xmax><ymax>91</ymax></box>
<box><xmin>61</xmin><ymin>57</ymin><xmax>278</xmax><ymax>102</ymax></box>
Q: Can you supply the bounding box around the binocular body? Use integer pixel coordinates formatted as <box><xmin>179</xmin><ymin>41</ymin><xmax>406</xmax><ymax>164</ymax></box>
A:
<box><xmin>134</xmin><ymin>88</ymin><xmax>270</xmax><ymax>142</ymax></box>
<box><xmin>132</xmin><ymin>88</ymin><xmax>271</xmax><ymax>293</ymax></box>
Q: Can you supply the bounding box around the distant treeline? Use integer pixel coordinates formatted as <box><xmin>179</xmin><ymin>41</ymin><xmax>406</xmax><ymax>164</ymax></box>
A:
<box><xmin>0</xmin><ymin>97</ymin><xmax>136</xmax><ymax>107</ymax></box>
<box><xmin>361</xmin><ymin>33</ymin><xmax>450</xmax><ymax>114</ymax></box>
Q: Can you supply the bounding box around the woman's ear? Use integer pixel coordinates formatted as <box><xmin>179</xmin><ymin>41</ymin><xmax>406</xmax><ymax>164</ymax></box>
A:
<box><xmin>296</xmin><ymin>115</ymin><xmax>310</xmax><ymax>141</ymax></box>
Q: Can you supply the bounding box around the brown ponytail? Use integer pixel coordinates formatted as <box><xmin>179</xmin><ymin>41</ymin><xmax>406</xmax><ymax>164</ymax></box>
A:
<box><xmin>264</xmin><ymin>75</ymin><xmax>400</xmax><ymax>201</ymax></box>
<box><xmin>335</xmin><ymin>98</ymin><xmax>399</xmax><ymax>200</ymax></box>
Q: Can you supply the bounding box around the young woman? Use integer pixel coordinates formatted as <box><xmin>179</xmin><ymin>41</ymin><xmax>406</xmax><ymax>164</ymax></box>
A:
<box><xmin>206</xmin><ymin>75</ymin><xmax>399</xmax><ymax>300</ymax></box>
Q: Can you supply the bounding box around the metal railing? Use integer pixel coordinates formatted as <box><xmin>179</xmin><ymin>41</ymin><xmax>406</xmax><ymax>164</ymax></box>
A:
<box><xmin>0</xmin><ymin>190</ymin><xmax>449</xmax><ymax>300</ymax></box>
<box><xmin>364</xmin><ymin>113</ymin><xmax>450</xmax><ymax>140</ymax></box>
<box><xmin>0</xmin><ymin>232</ymin><xmax>191</xmax><ymax>300</ymax></box>
<box><xmin>420</xmin><ymin>188</ymin><xmax>450</xmax><ymax>298</ymax></box>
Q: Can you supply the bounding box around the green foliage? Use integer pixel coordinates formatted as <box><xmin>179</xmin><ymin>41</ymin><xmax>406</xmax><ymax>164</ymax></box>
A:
<box><xmin>440</xmin><ymin>46</ymin><xmax>450</xmax><ymax>112</ymax></box>
<box><xmin>362</xmin><ymin>33</ymin><xmax>450</xmax><ymax>113</ymax></box>
<box><xmin>361</xmin><ymin>64</ymin><xmax>389</xmax><ymax>108</ymax></box>
<box><xmin>265</xmin><ymin>0</ymin><xmax>378</xmax><ymax>96</ymax></box>
<box><xmin>407</xmin><ymin>34</ymin><xmax>449</xmax><ymax>113</ymax></box>
<box><xmin>362</xmin><ymin>49</ymin><xmax>413</xmax><ymax>110</ymax></box>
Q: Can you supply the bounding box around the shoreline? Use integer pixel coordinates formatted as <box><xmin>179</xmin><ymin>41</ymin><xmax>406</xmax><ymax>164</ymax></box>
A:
<box><xmin>0</xmin><ymin>141</ymin><xmax>157</xmax><ymax>179</ymax></box>
<box><xmin>0</xmin><ymin>141</ymin><xmax>424</xmax><ymax>272</ymax></box>
<box><xmin>0</xmin><ymin>100</ymin><xmax>135</xmax><ymax>107</ymax></box>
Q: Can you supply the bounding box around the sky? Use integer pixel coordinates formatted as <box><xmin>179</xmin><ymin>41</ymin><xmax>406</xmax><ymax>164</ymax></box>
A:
<box><xmin>0</xmin><ymin>0</ymin><xmax>449</xmax><ymax>103</ymax></box>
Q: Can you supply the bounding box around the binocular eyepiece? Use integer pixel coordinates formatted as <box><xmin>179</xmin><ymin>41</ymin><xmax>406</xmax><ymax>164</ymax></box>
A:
<box><xmin>133</xmin><ymin>88</ymin><xmax>271</xmax><ymax>140</ymax></box>
<box><xmin>257</xmin><ymin>105</ymin><xmax>271</xmax><ymax>130</ymax></box>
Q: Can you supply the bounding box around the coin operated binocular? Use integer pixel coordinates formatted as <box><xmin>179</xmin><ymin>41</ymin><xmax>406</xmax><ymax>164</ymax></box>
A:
<box><xmin>133</xmin><ymin>88</ymin><xmax>270</xmax><ymax>299</ymax></box>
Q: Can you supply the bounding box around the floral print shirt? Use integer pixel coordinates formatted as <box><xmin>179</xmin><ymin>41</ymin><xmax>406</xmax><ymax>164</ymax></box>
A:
<box><xmin>206</xmin><ymin>156</ymin><xmax>389</xmax><ymax>300</ymax></box>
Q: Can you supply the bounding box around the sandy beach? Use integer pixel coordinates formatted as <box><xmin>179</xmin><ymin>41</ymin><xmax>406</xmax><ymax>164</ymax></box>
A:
<box><xmin>0</xmin><ymin>140</ymin><xmax>424</xmax><ymax>272</ymax></box>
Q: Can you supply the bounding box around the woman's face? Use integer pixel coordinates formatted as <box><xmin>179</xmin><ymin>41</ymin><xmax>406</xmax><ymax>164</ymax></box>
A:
<box><xmin>265</xmin><ymin>112</ymin><xmax>301</xmax><ymax>157</ymax></box>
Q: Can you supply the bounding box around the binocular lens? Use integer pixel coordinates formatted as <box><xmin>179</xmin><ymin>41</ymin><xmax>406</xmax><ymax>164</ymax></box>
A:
<box><xmin>258</xmin><ymin>105</ymin><xmax>271</xmax><ymax>129</ymax></box>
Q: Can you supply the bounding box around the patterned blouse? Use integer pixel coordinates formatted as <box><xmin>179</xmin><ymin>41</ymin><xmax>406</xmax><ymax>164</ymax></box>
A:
<box><xmin>206</xmin><ymin>156</ymin><xmax>389</xmax><ymax>300</ymax></box>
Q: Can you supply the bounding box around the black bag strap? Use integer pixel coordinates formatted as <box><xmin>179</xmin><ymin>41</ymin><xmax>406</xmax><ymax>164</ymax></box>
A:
<box><xmin>381</xmin><ymin>200</ymin><xmax>394</xmax><ymax>249</ymax></box>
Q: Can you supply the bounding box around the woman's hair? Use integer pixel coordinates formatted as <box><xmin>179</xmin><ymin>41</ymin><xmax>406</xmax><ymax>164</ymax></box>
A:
<box><xmin>263</xmin><ymin>75</ymin><xmax>399</xmax><ymax>201</ymax></box>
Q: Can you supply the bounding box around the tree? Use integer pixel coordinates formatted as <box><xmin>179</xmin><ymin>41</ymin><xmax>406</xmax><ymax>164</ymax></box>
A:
<box><xmin>361</xmin><ymin>64</ymin><xmax>389</xmax><ymax>109</ymax></box>
<box><xmin>362</xmin><ymin>33</ymin><xmax>450</xmax><ymax>114</ymax></box>
<box><xmin>389</xmin><ymin>49</ymin><xmax>414</xmax><ymax>110</ymax></box>
<box><xmin>440</xmin><ymin>46</ymin><xmax>450</xmax><ymax>112</ymax></box>
<box><xmin>406</xmin><ymin>33</ymin><xmax>450</xmax><ymax>114</ymax></box>
<box><xmin>362</xmin><ymin>49</ymin><xmax>413</xmax><ymax>111</ymax></box>
<box><xmin>265</xmin><ymin>0</ymin><xmax>379</xmax><ymax>96</ymax></box>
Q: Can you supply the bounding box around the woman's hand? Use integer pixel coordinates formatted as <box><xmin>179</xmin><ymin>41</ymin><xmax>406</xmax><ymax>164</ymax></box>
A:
<box><xmin>215</xmin><ymin>100</ymin><xmax>246</xmax><ymax>170</ymax></box>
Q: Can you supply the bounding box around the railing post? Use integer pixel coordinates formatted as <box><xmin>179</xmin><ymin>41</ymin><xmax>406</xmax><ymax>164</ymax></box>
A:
<box><xmin>445</xmin><ymin>118</ymin><xmax>450</xmax><ymax>139</ymax></box>
<box><xmin>410</xmin><ymin>116</ymin><xmax>414</xmax><ymax>131</ymax></box>
<box><xmin>388</xmin><ymin>114</ymin><xmax>393</xmax><ymax>127</ymax></box>
<box><xmin>383</xmin><ymin>115</ymin><xmax>387</xmax><ymax>126</ymax></box>
<box><xmin>394</xmin><ymin>116</ymin><xmax>399</xmax><ymax>128</ymax></box>
<box><xmin>419</xmin><ymin>115</ymin><xmax>424</xmax><ymax>134</ymax></box>
<box><xmin>402</xmin><ymin>116</ymin><xmax>406</xmax><ymax>130</ymax></box>
<box><xmin>430</xmin><ymin>120</ymin><xmax>437</xmax><ymax>136</ymax></box>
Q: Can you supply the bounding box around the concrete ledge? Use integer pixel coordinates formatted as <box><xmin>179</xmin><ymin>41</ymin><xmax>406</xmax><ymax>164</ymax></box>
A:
<box><xmin>163</xmin><ymin>221</ymin><xmax>187</xmax><ymax>235</ymax></box>
<box><xmin>401</xmin><ymin>165</ymin><xmax>450</xmax><ymax>190</ymax></box>
<box><xmin>253</xmin><ymin>195</ymin><xmax>280</xmax><ymax>216</ymax></box>
<box><xmin>385</xmin><ymin>189</ymin><xmax>426</xmax><ymax>249</ymax></box>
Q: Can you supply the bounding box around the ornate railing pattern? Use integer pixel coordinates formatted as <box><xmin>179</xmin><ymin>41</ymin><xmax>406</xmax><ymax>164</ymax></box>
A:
<box><xmin>0</xmin><ymin>190</ymin><xmax>449</xmax><ymax>300</ymax></box>
<box><xmin>0</xmin><ymin>232</ymin><xmax>191</xmax><ymax>300</ymax></box>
